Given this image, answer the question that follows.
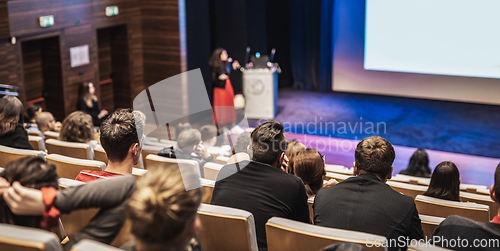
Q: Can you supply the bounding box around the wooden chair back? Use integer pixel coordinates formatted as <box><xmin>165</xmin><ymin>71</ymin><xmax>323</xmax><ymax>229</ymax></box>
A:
<box><xmin>45</xmin><ymin>139</ymin><xmax>93</xmax><ymax>160</ymax></box>
<box><xmin>265</xmin><ymin>217</ymin><xmax>387</xmax><ymax>251</ymax></box>
<box><xmin>204</xmin><ymin>162</ymin><xmax>224</xmax><ymax>181</ymax></box>
<box><xmin>324</xmin><ymin>172</ymin><xmax>352</xmax><ymax>183</ymax></box>
<box><xmin>43</xmin><ymin>131</ymin><xmax>60</xmax><ymax>140</ymax></box>
<box><xmin>144</xmin><ymin>154</ymin><xmax>200</xmax><ymax>176</ymax></box>
<box><xmin>28</xmin><ymin>136</ymin><xmax>46</xmax><ymax>151</ymax></box>
<box><xmin>460</xmin><ymin>192</ymin><xmax>498</xmax><ymax>220</ymax></box>
<box><xmin>197</xmin><ymin>204</ymin><xmax>258</xmax><ymax>251</ymax></box>
<box><xmin>387</xmin><ymin>181</ymin><xmax>427</xmax><ymax>199</ymax></box>
<box><xmin>419</xmin><ymin>215</ymin><xmax>445</xmax><ymax>239</ymax></box>
<box><xmin>200</xmin><ymin>178</ymin><xmax>215</xmax><ymax>204</ymax></box>
<box><xmin>47</xmin><ymin>154</ymin><xmax>105</xmax><ymax>179</ymax></box>
<box><xmin>0</xmin><ymin>223</ymin><xmax>63</xmax><ymax>251</ymax></box>
<box><xmin>0</xmin><ymin>145</ymin><xmax>46</xmax><ymax>167</ymax></box>
<box><xmin>415</xmin><ymin>195</ymin><xmax>490</xmax><ymax>223</ymax></box>
<box><xmin>27</xmin><ymin>130</ymin><xmax>43</xmax><ymax>137</ymax></box>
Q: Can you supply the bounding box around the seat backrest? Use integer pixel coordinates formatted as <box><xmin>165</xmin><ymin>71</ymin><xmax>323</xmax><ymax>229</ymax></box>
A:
<box><xmin>45</xmin><ymin>139</ymin><xmax>93</xmax><ymax>160</ymax></box>
<box><xmin>215</xmin><ymin>156</ymin><xmax>229</xmax><ymax>165</ymax></box>
<box><xmin>265</xmin><ymin>217</ymin><xmax>387</xmax><ymax>251</ymax></box>
<box><xmin>47</xmin><ymin>154</ymin><xmax>106</xmax><ymax>179</ymax></box>
<box><xmin>324</xmin><ymin>164</ymin><xmax>353</xmax><ymax>175</ymax></box>
<box><xmin>131</xmin><ymin>168</ymin><xmax>147</xmax><ymax>179</ymax></box>
<box><xmin>324</xmin><ymin>172</ymin><xmax>352</xmax><ymax>183</ymax></box>
<box><xmin>390</xmin><ymin>174</ymin><xmax>430</xmax><ymax>186</ymax></box>
<box><xmin>419</xmin><ymin>215</ymin><xmax>445</xmax><ymax>239</ymax></box>
<box><xmin>71</xmin><ymin>239</ymin><xmax>121</xmax><ymax>251</ymax></box>
<box><xmin>197</xmin><ymin>203</ymin><xmax>258</xmax><ymax>251</ymax></box>
<box><xmin>43</xmin><ymin>131</ymin><xmax>60</xmax><ymax>140</ymax></box>
<box><xmin>0</xmin><ymin>145</ymin><xmax>46</xmax><ymax>167</ymax></box>
<box><xmin>27</xmin><ymin>130</ymin><xmax>43</xmax><ymax>137</ymax></box>
<box><xmin>0</xmin><ymin>223</ymin><xmax>63</xmax><ymax>251</ymax></box>
<box><xmin>141</xmin><ymin>145</ymin><xmax>164</xmax><ymax>166</ymax></box>
<box><xmin>415</xmin><ymin>195</ymin><xmax>490</xmax><ymax>223</ymax></box>
<box><xmin>93</xmin><ymin>144</ymin><xmax>108</xmax><ymax>164</ymax></box>
<box><xmin>460</xmin><ymin>192</ymin><xmax>498</xmax><ymax>220</ymax></box>
<box><xmin>145</xmin><ymin>154</ymin><xmax>200</xmax><ymax>177</ymax></box>
<box><xmin>28</xmin><ymin>136</ymin><xmax>46</xmax><ymax>151</ymax></box>
<box><xmin>387</xmin><ymin>181</ymin><xmax>427</xmax><ymax>199</ymax></box>
<box><xmin>200</xmin><ymin>178</ymin><xmax>215</xmax><ymax>204</ymax></box>
<box><xmin>204</xmin><ymin>162</ymin><xmax>224</xmax><ymax>181</ymax></box>
<box><xmin>460</xmin><ymin>184</ymin><xmax>488</xmax><ymax>192</ymax></box>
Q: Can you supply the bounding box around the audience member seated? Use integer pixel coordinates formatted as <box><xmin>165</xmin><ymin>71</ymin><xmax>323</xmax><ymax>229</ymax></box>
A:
<box><xmin>77</xmin><ymin>81</ymin><xmax>108</xmax><ymax>126</ymax></box>
<box><xmin>211</xmin><ymin>120</ymin><xmax>310</xmax><ymax>250</ymax></box>
<box><xmin>59</xmin><ymin>111</ymin><xmax>98</xmax><ymax>150</ymax></box>
<box><xmin>399</xmin><ymin>148</ymin><xmax>432</xmax><ymax>178</ymax></box>
<box><xmin>35</xmin><ymin>112</ymin><xmax>58</xmax><ymax>137</ymax></box>
<box><xmin>0</xmin><ymin>156</ymin><xmax>136</xmax><ymax>250</ymax></box>
<box><xmin>24</xmin><ymin>104</ymin><xmax>41</xmax><ymax>128</ymax></box>
<box><xmin>175</xmin><ymin>122</ymin><xmax>192</xmax><ymax>140</ymax></box>
<box><xmin>161</xmin><ymin>128</ymin><xmax>214</xmax><ymax>177</ymax></box>
<box><xmin>200</xmin><ymin>124</ymin><xmax>218</xmax><ymax>147</ymax></box>
<box><xmin>431</xmin><ymin>163</ymin><xmax>500</xmax><ymax>250</ymax></box>
<box><xmin>76</xmin><ymin>109</ymin><xmax>145</xmax><ymax>182</ymax></box>
<box><xmin>0</xmin><ymin>96</ymin><xmax>33</xmax><ymax>150</ymax></box>
<box><xmin>232</xmin><ymin>131</ymin><xmax>251</xmax><ymax>154</ymax></box>
<box><xmin>122</xmin><ymin>164</ymin><xmax>202</xmax><ymax>251</ymax></box>
<box><xmin>423</xmin><ymin>161</ymin><xmax>460</xmax><ymax>202</ymax></box>
<box><xmin>293</xmin><ymin>148</ymin><xmax>337</xmax><ymax>197</ymax></box>
<box><xmin>285</xmin><ymin>139</ymin><xmax>306</xmax><ymax>174</ymax></box>
<box><xmin>313</xmin><ymin>136</ymin><xmax>424</xmax><ymax>250</ymax></box>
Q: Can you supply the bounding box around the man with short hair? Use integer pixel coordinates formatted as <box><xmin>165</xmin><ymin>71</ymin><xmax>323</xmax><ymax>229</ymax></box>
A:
<box><xmin>211</xmin><ymin>121</ymin><xmax>310</xmax><ymax>251</ymax></box>
<box><xmin>35</xmin><ymin>112</ymin><xmax>56</xmax><ymax>135</ymax></box>
<box><xmin>314</xmin><ymin>136</ymin><xmax>423</xmax><ymax>250</ymax></box>
<box><xmin>170</xmin><ymin>128</ymin><xmax>214</xmax><ymax>178</ymax></box>
<box><xmin>431</xmin><ymin>163</ymin><xmax>500</xmax><ymax>250</ymax></box>
<box><xmin>75</xmin><ymin>109</ymin><xmax>145</xmax><ymax>182</ymax></box>
<box><xmin>200</xmin><ymin>124</ymin><xmax>218</xmax><ymax>147</ymax></box>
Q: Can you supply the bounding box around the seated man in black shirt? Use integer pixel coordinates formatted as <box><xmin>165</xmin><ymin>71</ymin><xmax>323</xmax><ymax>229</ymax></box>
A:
<box><xmin>172</xmin><ymin>128</ymin><xmax>214</xmax><ymax>178</ymax></box>
<box><xmin>210</xmin><ymin>121</ymin><xmax>310</xmax><ymax>251</ymax></box>
<box><xmin>431</xmin><ymin>163</ymin><xmax>500</xmax><ymax>250</ymax></box>
<box><xmin>313</xmin><ymin>136</ymin><xmax>424</xmax><ymax>251</ymax></box>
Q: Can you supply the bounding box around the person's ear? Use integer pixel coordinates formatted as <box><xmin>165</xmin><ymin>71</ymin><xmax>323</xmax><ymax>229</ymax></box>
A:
<box><xmin>490</xmin><ymin>184</ymin><xmax>497</xmax><ymax>203</ymax></box>
<box><xmin>386</xmin><ymin>166</ymin><xmax>393</xmax><ymax>180</ymax></box>
<box><xmin>353</xmin><ymin>162</ymin><xmax>358</xmax><ymax>176</ymax></box>
<box><xmin>246</xmin><ymin>145</ymin><xmax>250</xmax><ymax>154</ymax></box>
<box><xmin>459</xmin><ymin>178</ymin><xmax>461</xmax><ymax>184</ymax></box>
<box><xmin>130</xmin><ymin>143</ymin><xmax>139</xmax><ymax>156</ymax></box>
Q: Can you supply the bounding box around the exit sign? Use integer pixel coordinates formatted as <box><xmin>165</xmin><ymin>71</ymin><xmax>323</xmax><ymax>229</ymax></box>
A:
<box><xmin>105</xmin><ymin>6</ymin><xmax>119</xmax><ymax>17</ymax></box>
<box><xmin>39</xmin><ymin>15</ymin><xmax>54</xmax><ymax>27</ymax></box>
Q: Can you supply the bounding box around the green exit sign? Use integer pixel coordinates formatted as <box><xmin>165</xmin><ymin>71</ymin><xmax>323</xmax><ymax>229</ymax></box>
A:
<box><xmin>105</xmin><ymin>6</ymin><xmax>119</xmax><ymax>17</ymax></box>
<box><xmin>39</xmin><ymin>15</ymin><xmax>54</xmax><ymax>27</ymax></box>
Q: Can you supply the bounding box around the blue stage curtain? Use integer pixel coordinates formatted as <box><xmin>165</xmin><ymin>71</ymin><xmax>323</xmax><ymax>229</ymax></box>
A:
<box><xmin>290</xmin><ymin>0</ymin><xmax>334</xmax><ymax>92</ymax></box>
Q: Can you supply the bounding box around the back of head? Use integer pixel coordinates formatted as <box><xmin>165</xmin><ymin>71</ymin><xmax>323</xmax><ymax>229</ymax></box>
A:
<box><xmin>25</xmin><ymin>104</ymin><xmax>40</xmax><ymax>122</ymax></box>
<box><xmin>294</xmin><ymin>148</ymin><xmax>325</xmax><ymax>196</ymax></box>
<box><xmin>250</xmin><ymin>121</ymin><xmax>286</xmax><ymax>165</ymax></box>
<box><xmin>126</xmin><ymin>164</ymin><xmax>202</xmax><ymax>247</ymax></box>
<box><xmin>232</xmin><ymin>132</ymin><xmax>251</xmax><ymax>154</ymax></box>
<box><xmin>0</xmin><ymin>157</ymin><xmax>58</xmax><ymax>228</ymax></box>
<box><xmin>175</xmin><ymin>122</ymin><xmax>192</xmax><ymax>140</ymax></box>
<box><xmin>494</xmin><ymin>163</ymin><xmax>500</xmax><ymax>205</ymax></box>
<box><xmin>36</xmin><ymin>112</ymin><xmax>54</xmax><ymax>131</ymax></box>
<box><xmin>177</xmin><ymin>128</ymin><xmax>201</xmax><ymax>150</ymax></box>
<box><xmin>200</xmin><ymin>125</ymin><xmax>217</xmax><ymax>142</ymax></box>
<box><xmin>0</xmin><ymin>96</ymin><xmax>23</xmax><ymax>136</ymax></box>
<box><xmin>405</xmin><ymin>148</ymin><xmax>431</xmax><ymax>177</ymax></box>
<box><xmin>59</xmin><ymin>111</ymin><xmax>94</xmax><ymax>143</ymax></box>
<box><xmin>354</xmin><ymin>136</ymin><xmax>395</xmax><ymax>178</ymax></box>
<box><xmin>100</xmin><ymin>109</ymin><xmax>145</xmax><ymax>162</ymax></box>
<box><xmin>424</xmin><ymin>161</ymin><xmax>460</xmax><ymax>201</ymax></box>
<box><xmin>285</xmin><ymin>139</ymin><xmax>306</xmax><ymax>174</ymax></box>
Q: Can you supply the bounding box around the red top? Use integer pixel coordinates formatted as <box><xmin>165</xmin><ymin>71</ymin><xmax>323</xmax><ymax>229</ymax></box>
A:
<box><xmin>491</xmin><ymin>216</ymin><xmax>500</xmax><ymax>224</ymax></box>
<box><xmin>75</xmin><ymin>170</ymin><xmax>122</xmax><ymax>182</ymax></box>
<box><xmin>40</xmin><ymin>187</ymin><xmax>60</xmax><ymax>229</ymax></box>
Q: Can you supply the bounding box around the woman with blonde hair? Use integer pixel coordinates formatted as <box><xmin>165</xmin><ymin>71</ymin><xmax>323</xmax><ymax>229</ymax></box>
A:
<box><xmin>59</xmin><ymin>111</ymin><xmax>98</xmax><ymax>149</ymax></box>
<box><xmin>285</xmin><ymin>139</ymin><xmax>306</xmax><ymax>174</ymax></box>
<box><xmin>294</xmin><ymin>148</ymin><xmax>337</xmax><ymax>197</ymax></box>
<box><xmin>77</xmin><ymin>81</ymin><xmax>108</xmax><ymax>126</ymax></box>
<box><xmin>0</xmin><ymin>96</ymin><xmax>32</xmax><ymax>149</ymax></box>
<box><xmin>124</xmin><ymin>164</ymin><xmax>203</xmax><ymax>251</ymax></box>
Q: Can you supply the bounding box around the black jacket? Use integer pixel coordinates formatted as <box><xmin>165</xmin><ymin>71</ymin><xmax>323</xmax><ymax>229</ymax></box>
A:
<box><xmin>77</xmin><ymin>99</ymin><xmax>106</xmax><ymax>126</ymax></box>
<box><xmin>314</xmin><ymin>173</ymin><xmax>424</xmax><ymax>251</ymax></box>
<box><xmin>211</xmin><ymin>160</ymin><xmax>311</xmax><ymax>251</ymax></box>
<box><xmin>0</xmin><ymin>124</ymin><xmax>33</xmax><ymax>150</ymax></box>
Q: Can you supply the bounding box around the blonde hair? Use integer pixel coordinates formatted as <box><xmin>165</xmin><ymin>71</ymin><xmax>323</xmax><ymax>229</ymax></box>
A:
<box><xmin>59</xmin><ymin>111</ymin><xmax>94</xmax><ymax>143</ymax></box>
<box><xmin>285</xmin><ymin>139</ymin><xmax>306</xmax><ymax>174</ymax></box>
<box><xmin>0</xmin><ymin>96</ymin><xmax>23</xmax><ymax>136</ymax></box>
<box><xmin>127</xmin><ymin>164</ymin><xmax>202</xmax><ymax>246</ymax></box>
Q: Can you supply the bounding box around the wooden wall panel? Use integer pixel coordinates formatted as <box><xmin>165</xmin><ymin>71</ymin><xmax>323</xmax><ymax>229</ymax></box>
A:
<box><xmin>40</xmin><ymin>36</ymin><xmax>64</xmax><ymax>119</ymax></box>
<box><xmin>20</xmin><ymin>39</ymin><xmax>44</xmax><ymax>103</ymax></box>
<box><xmin>97</xmin><ymin>28</ymin><xmax>114</xmax><ymax>112</ymax></box>
<box><xmin>7</xmin><ymin>0</ymin><xmax>92</xmax><ymax>37</ymax></box>
<box><xmin>0</xmin><ymin>0</ymin><xmax>9</xmax><ymax>38</ymax></box>
<box><xmin>0</xmin><ymin>39</ymin><xmax>20</xmax><ymax>90</ymax></box>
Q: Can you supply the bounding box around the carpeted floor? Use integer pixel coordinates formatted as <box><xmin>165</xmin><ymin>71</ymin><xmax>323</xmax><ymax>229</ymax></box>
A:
<box><xmin>250</xmin><ymin>89</ymin><xmax>500</xmax><ymax>159</ymax></box>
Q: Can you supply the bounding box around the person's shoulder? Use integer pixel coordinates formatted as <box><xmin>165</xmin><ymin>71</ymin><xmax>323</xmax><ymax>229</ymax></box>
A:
<box><xmin>440</xmin><ymin>215</ymin><xmax>483</xmax><ymax>228</ymax></box>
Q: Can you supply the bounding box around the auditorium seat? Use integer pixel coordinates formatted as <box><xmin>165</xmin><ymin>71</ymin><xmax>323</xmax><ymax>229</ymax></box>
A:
<box><xmin>204</xmin><ymin>162</ymin><xmax>224</xmax><ymax>181</ymax></box>
<box><xmin>474</xmin><ymin>187</ymin><xmax>491</xmax><ymax>196</ymax></box>
<box><xmin>71</xmin><ymin>239</ymin><xmax>121</xmax><ymax>251</ymax></box>
<box><xmin>415</xmin><ymin>195</ymin><xmax>490</xmax><ymax>223</ymax></box>
<box><xmin>419</xmin><ymin>215</ymin><xmax>445</xmax><ymax>239</ymax></box>
<box><xmin>324</xmin><ymin>172</ymin><xmax>352</xmax><ymax>182</ymax></box>
<box><xmin>0</xmin><ymin>223</ymin><xmax>63</xmax><ymax>251</ymax></box>
<box><xmin>93</xmin><ymin>145</ymin><xmax>107</xmax><ymax>164</ymax></box>
<box><xmin>215</xmin><ymin>156</ymin><xmax>230</xmax><ymax>165</ymax></box>
<box><xmin>459</xmin><ymin>184</ymin><xmax>488</xmax><ymax>192</ymax></box>
<box><xmin>143</xmin><ymin>140</ymin><xmax>174</xmax><ymax>149</ymax></box>
<box><xmin>145</xmin><ymin>154</ymin><xmax>201</xmax><ymax>178</ymax></box>
<box><xmin>141</xmin><ymin>145</ymin><xmax>163</xmax><ymax>165</ymax></box>
<box><xmin>45</xmin><ymin>139</ymin><xmax>94</xmax><ymax>160</ymax></box>
<box><xmin>28</xmin><ymin>135</ymin><xmax>46</xmax><ymax>151</ymax></box>
<box><xmin>386</xmin><ymin>181</ymin><xmax>427</xmax><ymax>199</ymax></box>
<box><xmin>47</xmin><ymin>154</ymin><xmax>105</xmax><ymax>179</ymax></box>
<box><xmin>0</xmin><ymin>145</ymin><xmax>46</xmax><ymax>167</ymax></box>
<box><xmin>27</xmin><ymin>129</ymin><xmax>43</xmax><ymax>137</ymax></box>
<box><xmin>44</xmin><ymin>131</ymin><xmax>60</xmax><ymax>140</ymax></box>
<box><xmin>197</xmin><ymin>203</ymin><xmax>258</xmax><ymax>251</ymax></box>
<box><xmin>324</xmin><ymin>164</ymin><xmax>353</xmax><ymax>175</ymax></box>
<box><xmin>265</xmin><ymin>217</ymin><xmax>387</xmax><ymax>251</ymax></box>
<box><xmin>407</xmin><ymin>241</ymin><xmax>452</xmax><ymax>251</ymax></box>
<box><xmin>460</xmin><ymin>191</ymin><xmax>498</xmax><ymax>220</ymax></box>
<box><xmin>390</xmin><ymin>174</ymin><xmax>430</xmax><ymax>186</ymax></box>
<box><xmin>131</xmin><ymin>168</ymin><xmax>147</xmax><ymax>178</ymax></box>
<box><xmin>308</xmin><ymin>197</ymin><xmax>314</xmax><ymax>223</ymax></box>
<box><xmin>159</xmin><ymin>139</ymin><xmax>178</xmax><ymax>149</ymax></box>
<box><xmin>200</xmin><ymin>178</ymin><xmax>215</xmax><ymax>204</ymax></box>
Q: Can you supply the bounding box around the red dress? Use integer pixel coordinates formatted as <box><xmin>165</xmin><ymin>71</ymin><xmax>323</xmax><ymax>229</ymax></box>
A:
<box><xmin>213</xmin><ymin>78</ymin><xmax>236</xmax><ymax>125</ymax></box>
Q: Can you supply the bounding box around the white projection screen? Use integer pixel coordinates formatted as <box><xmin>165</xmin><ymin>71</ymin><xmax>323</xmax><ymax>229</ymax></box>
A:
<box><xmin>332</xmin><ymin>0</ymin><xmax>500</xmax><ymax>105</ymax></box>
